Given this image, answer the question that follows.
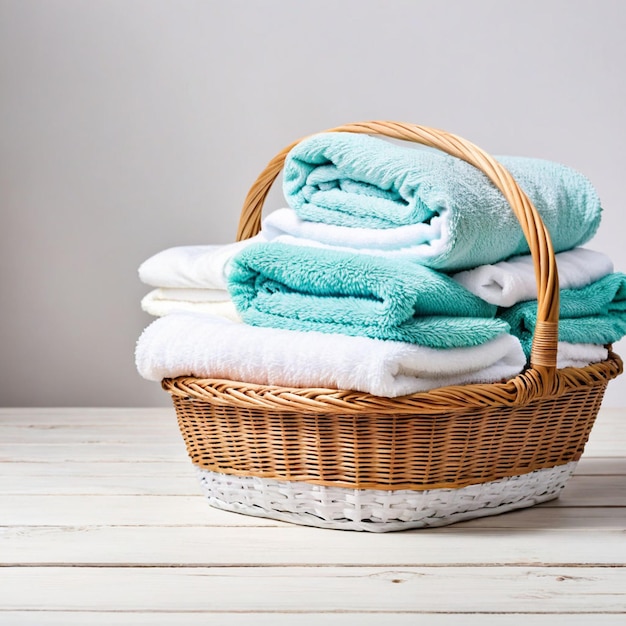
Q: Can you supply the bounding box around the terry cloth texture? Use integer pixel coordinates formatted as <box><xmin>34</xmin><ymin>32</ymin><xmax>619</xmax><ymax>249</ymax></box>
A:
<box><xmin>228</xmin><ymin>242</ymin><xmax>509</xmax><ymax>349</ymax></box>
<box><xmin>452</xmin><ymin>247</ymin><xmax>614</xmax><ymax>307</ymax></box>
<box><xmin>135</xmin><ymin>313</ymin><xmax>527</xmax><ymax>397</ymax></box>
<box><xmin>282</xmin><ymin>133</ymin><xmax>601</xmax><ymax>270</ymax></box>
<box><xmin>499</xmin><ymin>272</ymin><xmax>626</xmax><ymax>355</ymax></box>
<box><xmin>138</xmin><ymin>235</ymin><xmax>264</xmax><ymax>290</ymax></box>
<box><xmin>140</xmin><ymin>288</ymin><xmax>241</xmax><ymax>321</ymax></box>
<box><xmin>556</xmin><ymin>343</ymin><xmax>608</xmax><ymax>369</ymax></box>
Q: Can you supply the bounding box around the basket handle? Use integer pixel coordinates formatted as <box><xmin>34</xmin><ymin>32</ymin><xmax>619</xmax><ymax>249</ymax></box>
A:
<box><xmin>236</xmin><ymin>121</ymin><xmax>560</xmax><ymax>373</ymax></box>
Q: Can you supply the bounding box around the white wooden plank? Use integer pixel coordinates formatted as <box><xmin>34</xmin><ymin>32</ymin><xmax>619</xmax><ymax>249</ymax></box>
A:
<box><xmin>568</xmin><ymin>409</ymin><xmax>626</xmax><ymax>457</ymax></box>
<box><xmin>1</xmin><ymin>612</ymin><xmax>624</xmax><ymax>626</ymax></box>
<box><xmin>0</xmin><ymin>443</ymin><xmax>188</xmax><ymax>463</ymax></box>
<box><xmin>555</xmin><ymin>475</ymin><xmax>626</xmax><ymax>505</ymax></box>
<box><xmin>2</xmin><ymin>439</ymin><xmax>625</xmax><ymax>476</ymax></box>
<box><xmin>2</xmin><ymin>472</ymin><xmax>624</xmax><ymax>504</ymax></box>
<box><xmin>0</xmin><ymin>408</ymin><xmax>174</xmax><ymax>422</ymax></box>
<box><xmin>3</xmin><ymin>526</ymin><xmax>626</xmax><ymax>566</ymax></box>
<box><xmin>581</xmin><ymin>440</ymin><xmax>626</xmax><ymax>457</ymax></box>
<box><xmin>1</xmin><ymin>567</ymin><xmax>624</xmax><ymax>612</ymax></box>
<box><xmin>1</xmin><ymin>409</ymin><xmax>624</xmax><ymax>459</ymax></box>
<box><xmin>0</xmin><ymin>461</ymin><xmax>191</xmax><ymax>477</ymax></box>
<box><xmin>1</xmin><ymin>469</ymin><xmax>624</xmax><ymax>504</ymax></box>
<box><xmin>0</xmin><ymin>405</ymin><xmax>621</xmax><ymax>431</ymax></box>
<box><xmin>1</xmin><ymin>406</ymin><xmax>623</xmax><ymax>453</ymax></box>
<box><xmin>575</xmin><ymin>457</ymin><xmax>626</xmax><ymax>474</ymax></box>
<box><xmin>2</xmin><ymin>455</ymin><xmax>624</xmax><ymax>483</ymax></box>
<box><xmin>456</xmin><ymin>506</ymin><xmax>626</xmax><ymax>529</ymax></box>
<box><xmin>0</xmin><ymin>411</ymin><xmax>178</xmax><ymax>438</ymax></box>
<box><xmin>2</xmin><ymin>494</ymin><xmax>625</xmax><ymax>530</ymax></box>
<box><xmin>0</xmin><ymin>495</ymin><xmax>281</xmax><ymax>527</ymax></box>
<box><xmin>0</xmin><ymin>473</ymin><xmax>201</xmax><ymax>495</ymax></box>
<box><xmin>0</xmin><ymin>407</ymin><xmax>625</xmax><ymax>620</ymax></box>
<box><xmin>0</xmin><ymin>424</ymin><xmax>182</xmax><ymax>444</ymax></box>
<box><xmin>0</xmin><ymin>406</ymin><xmax>622</xmax><ymax>429</ymax></box>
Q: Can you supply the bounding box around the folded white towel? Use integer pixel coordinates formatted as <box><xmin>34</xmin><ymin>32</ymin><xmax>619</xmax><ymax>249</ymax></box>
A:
<box><xmin>135</xmin><ymin>313</ymin><xmax>527</xmax><ymax>397</ymax></box>
<box><xmin>556</xmin><ymin>342</ymin><xmax>608</xmax><ymax>369</ymax></box>
<box><xmin>262</xmin><ymin>208</ymin><xmax>442</xmax><ymax>258</ymax></box>
<box><xmin>145</xmin><ymin>287</ymin><xmax>231</xmax><ymax>303</ymax></box>
<box><xmin>138</xmin><ymin>235</ymin><xmax>264</xmax><ymax>289</ymax></box>
<box><xmin>141</xmin><ymin>289</ymin><xmax>241</xmax><ymax>321</ymax></box>
<box><xmin>452</xmin><ymin>248</ymin><xmax>614</xmax><ymax>307</ymax></box>
<box><xmin>262</xmin><ymin>211</ymin><xmax>614</xmax><ymax>308</ymax></box>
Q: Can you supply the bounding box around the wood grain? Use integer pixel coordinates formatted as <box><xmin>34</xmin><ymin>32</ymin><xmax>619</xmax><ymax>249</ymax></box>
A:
<box><xmin>1</xmin><ymin>567</ymin><xmax>624</xmax><ymax>613</ymax></box>
<box><xmin>1</xmin><ymin>407</ymin><xmax>625</xmax><ymax>623</ymax></box>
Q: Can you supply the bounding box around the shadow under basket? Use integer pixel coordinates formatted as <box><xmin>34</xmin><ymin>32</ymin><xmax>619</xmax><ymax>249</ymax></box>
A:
<box><xmin>160</xmin><ymin>121</ymin><xmax>624</xmax><ymax>531</ymax></box>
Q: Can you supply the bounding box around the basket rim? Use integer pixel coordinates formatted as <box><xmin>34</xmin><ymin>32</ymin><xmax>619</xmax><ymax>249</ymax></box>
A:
<box><xmin>162</xmin><ymin>350</ymin><xmax>623</xmax><ymax>416</ymax></box>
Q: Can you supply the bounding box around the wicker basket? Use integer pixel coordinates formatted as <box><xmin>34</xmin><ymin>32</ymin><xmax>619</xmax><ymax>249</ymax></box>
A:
<box><xmin>162</xmin><ymin>121</ymin><xmax>623</xmax><ymax>531</ymax></box>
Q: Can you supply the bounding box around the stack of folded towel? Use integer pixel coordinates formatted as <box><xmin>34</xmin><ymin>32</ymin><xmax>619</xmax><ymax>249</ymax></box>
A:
<box><xmin>138</xmin><ymin>237</ymin><xmax>265</xmax><ymax>321</ymax></box>
<box><xmin>136</xmin><ymin>132</ymin><xmax>626</xmax><ymax>397</ymax></box>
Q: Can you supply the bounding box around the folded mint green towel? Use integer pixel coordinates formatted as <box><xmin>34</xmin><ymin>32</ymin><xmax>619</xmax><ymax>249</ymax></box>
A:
<box><xmin>499</xmin><ymin>273</ymin><xmax>626</xmax><ymax>355</ymax></box>
<box><xmin>283</xmin><ymin>132</ymin><xmax>601</xmax><ymax>271</ymax></box>
<box><xmin>228</xmin><ymin>242</ymin><xmax>510</xmax><ymax>349</ymax></box>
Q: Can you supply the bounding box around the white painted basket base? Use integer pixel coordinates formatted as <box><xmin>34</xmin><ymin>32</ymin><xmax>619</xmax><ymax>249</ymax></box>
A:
<box><xmin>195</xmin><ymin>462</ymin><xmax>577</xmax><ymax>532</ymax></box>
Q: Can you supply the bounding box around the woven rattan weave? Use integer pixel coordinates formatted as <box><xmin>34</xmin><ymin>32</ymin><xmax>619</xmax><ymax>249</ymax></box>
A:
<box><xmin>194</xmin><ymin>462</ymin><xmax>578</xmax><ymax>531</ymax></box>
<box><xmin>161</xmin><ymin>122</ymin><xmax>622</xmax><ymax>525</ymax></box>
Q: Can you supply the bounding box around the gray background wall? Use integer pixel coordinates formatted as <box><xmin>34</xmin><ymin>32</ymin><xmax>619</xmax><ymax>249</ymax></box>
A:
<box><xmin>1</xmin><ymin>0</ymin><xmax>625</xmax><ymax>407</ymax></box>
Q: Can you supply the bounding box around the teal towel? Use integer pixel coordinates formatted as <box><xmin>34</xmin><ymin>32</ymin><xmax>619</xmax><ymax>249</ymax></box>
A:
<box><xmin>283</xmin><ymin>132</ymin><xmax>602</xmax><ymax>271</ymax></box>
<box><xmin>228</xmin><ymin>242</ymin><xmax>510</xmax><ymax>349</ymax></box>
<box><xmin>499</xmin><ymin>273</ymin><xmax>626</xmax><ymax>355</ymax></box>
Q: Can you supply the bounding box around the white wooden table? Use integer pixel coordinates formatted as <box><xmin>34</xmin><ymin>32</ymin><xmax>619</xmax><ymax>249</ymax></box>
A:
<box><xmin>1</xmin><ymin>406</ymin><xmax>625</xmax><ymax>625</ymax></box>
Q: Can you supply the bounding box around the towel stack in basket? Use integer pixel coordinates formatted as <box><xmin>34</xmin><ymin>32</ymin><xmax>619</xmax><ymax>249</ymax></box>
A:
<box><xmin>135</xmin><ymin>133</ymin><xmax>626</xmax><ymax>397</ymax></box>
